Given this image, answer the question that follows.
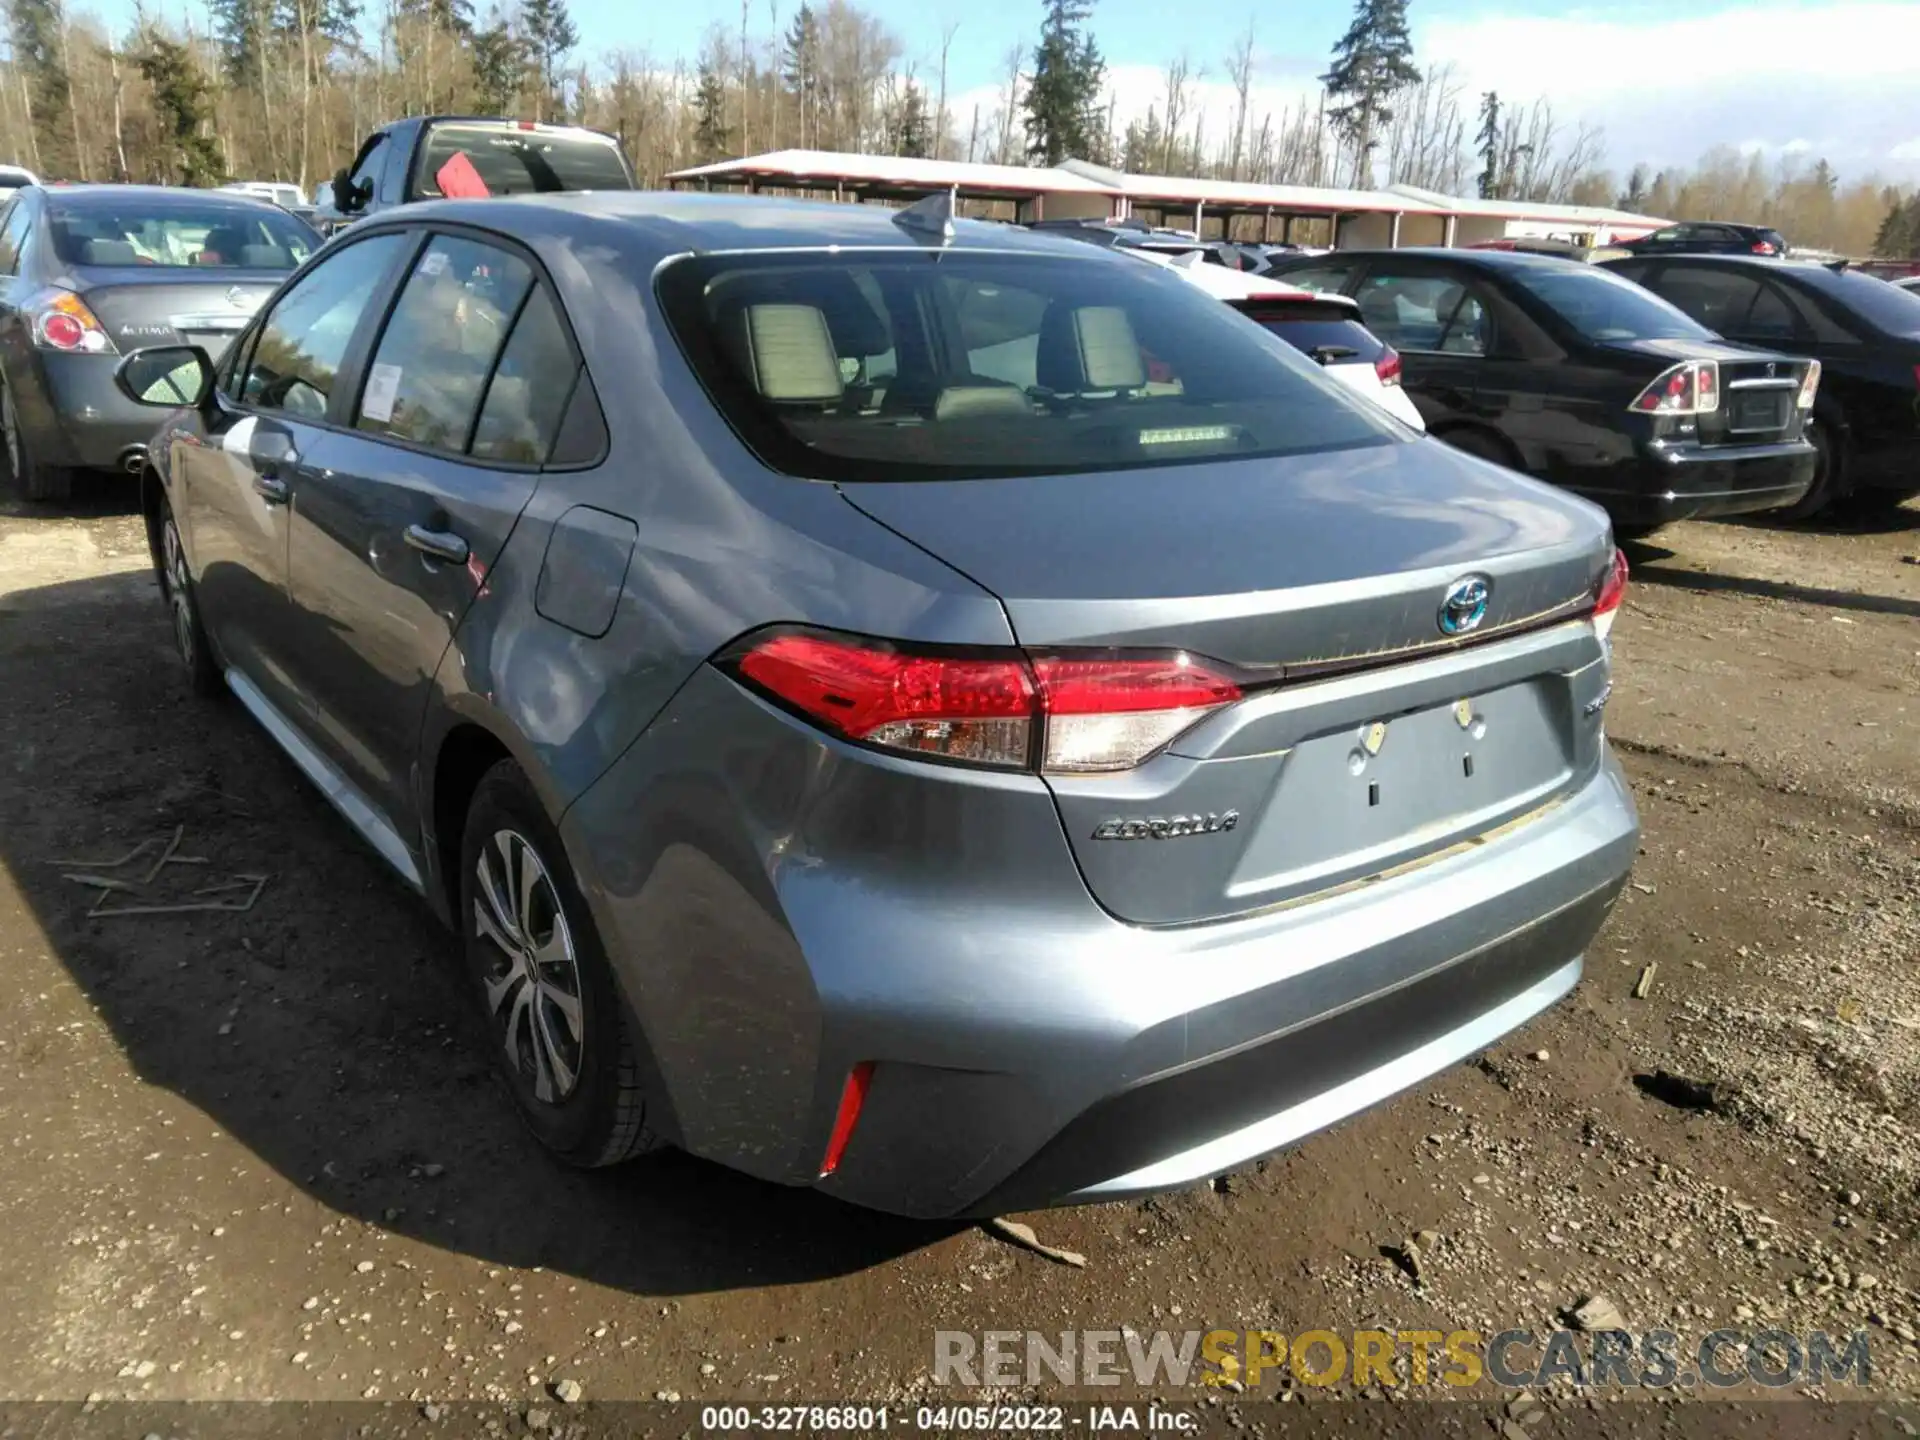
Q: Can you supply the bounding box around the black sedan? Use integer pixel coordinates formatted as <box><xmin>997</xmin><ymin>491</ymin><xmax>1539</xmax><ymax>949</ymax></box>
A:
<box><xmin>1264</xmin><ymin>248</ymin><xmax>1820</xmax><ymax>535</ymax></box>
<box><xmin>0</xmin><ymin>184</ymin><xmax>318</xmax><ymax>500</ymax></box>
<box><xmin>1613</xmin><ymin>221</ymin><xmax>1790</xmax><ymax>258</ymax></box>
<box><xmin>1600</xmin><ymin>254</ymin><xmax>1920</xmax><ymax>517</ymax></box>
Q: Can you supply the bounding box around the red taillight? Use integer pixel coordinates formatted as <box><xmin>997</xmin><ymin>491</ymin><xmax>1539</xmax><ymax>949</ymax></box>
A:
<box><xmin>1374</xmin><ymin>347</ymin><xmax>1403</xmax><ymax>386</ymax></box>
<box><xmin>736</xmin><ymin>632</ymin><xmax>1035</xmax><ymax>769</ymax></box>
<box><xmin>516</xmin><ymin>120</ymin><xmax>538</xmax><ymax>131</ymax></box>
<box><xmin>1630</xmin><ymin>360</ymin><xmax>1719</xmax><ymax>416</ymax></box>
<box><xmin>730</xmin><ymin>629</ymin><xmax>1243</xmax><ymax>774</ymax></box>
<box><xmin>818</xmin><ymin>1062</ymin><xmax>874</xmax><ymax>1178</ymax></box>
<box><xmin>1751</xmin><ymin>240</ymin><xmax>1776</xmax><ymax>255</ymax></box>
<box><xmin>1911</xmin><ymin>363</ymin><xmax>1920</xmax><ymax>394</ymax></box>
<box><xmin>30</xmin><ymin>289</ymin><xmax>116</xmax><ymax>354</ymax></box>
<box><xmin>1593</xmin><ymin>547</ymin><xmax>1629</xmax><ymax>640</ymax></box>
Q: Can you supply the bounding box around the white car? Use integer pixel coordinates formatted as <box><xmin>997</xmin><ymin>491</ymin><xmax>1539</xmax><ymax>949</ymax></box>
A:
<box><xmin>1131</xmin><ymin>249</ymin><xmax>1426</xmax><ymax>431</ymax></box>
<box><xmin>0</xmin><ymin>164</ymin><xmax>40</xmax><ymax>194</ymax></box>
<box><xmin>220</xmin><ymin>180</ymin><xmax>307</xmax><ymax>210</ymax></box>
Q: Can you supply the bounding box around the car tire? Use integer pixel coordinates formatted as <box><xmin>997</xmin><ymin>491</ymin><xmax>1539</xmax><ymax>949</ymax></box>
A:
<box><xmin>1</xmin><ymin>372</ymin><xmax>74</xmax><ymax>503</ymax></box>
<box><xmin>459</xmin><ymin>759</ymin><xmax>658</xmax><ymax>1169</ymax></box>
<box><xmin>156</xmin><ymin>494</ymin><xmax>223</xmax><ymax>698</ymax></box>
<box><xmin>1777</xmin><ymin>414</ymin><xmax>1843</xmax><ymax>522</ymax></box>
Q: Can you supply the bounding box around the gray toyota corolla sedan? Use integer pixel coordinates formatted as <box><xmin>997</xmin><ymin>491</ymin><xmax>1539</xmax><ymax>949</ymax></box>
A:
<box><xmin>113</xmin><ymin>192</ymin><xmax>1639</xmax><ymax>1218</ymax></box>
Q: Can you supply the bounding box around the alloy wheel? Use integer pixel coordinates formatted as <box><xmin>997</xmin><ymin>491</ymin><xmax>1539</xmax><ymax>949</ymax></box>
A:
<box><xmin>162</xmin><ymin>517</ymin><xmax>197</xmax><ymax>670</ymax></box>
<box><xmin>473</xmin><ymin>829</ymin><xmax>585</xmax><ymax>1105</ymax></box>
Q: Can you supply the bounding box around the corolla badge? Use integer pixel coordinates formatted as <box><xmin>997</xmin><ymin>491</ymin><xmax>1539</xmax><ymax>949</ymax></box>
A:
<box><xmin>1438</xmin><ymin>574</ymin><xmax>1492</xmax><ymax>636</ymax></box>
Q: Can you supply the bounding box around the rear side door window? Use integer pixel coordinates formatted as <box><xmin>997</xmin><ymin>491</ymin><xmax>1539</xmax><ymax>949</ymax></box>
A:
<box><xmin>469</xmin><ymin>286</ymin><xmax>583</xmax><ymax>463</ymax></box>
<box><xmin>242</xmin><ymin>232</ymin><xmax>409</xmax><ymax>421</ymax></box>
<box><xmin>1742</xmin><ymin>280</ymin><xmax>1803</xmax><ymax>342</ymax></box>
<box><xmin>353</xmin><ymin>234</ymin><xmax>533</xmax><ymax>454</ymax></box>
<box><xmin>1355</xmin><ymin>272</ymin><xmax>1479</xmax><ymax>354</ymax></box>
<box><xmin>1650</xmin><ymin>268</ymin><xmax>1761</xmax><ymax>334</ymax></box>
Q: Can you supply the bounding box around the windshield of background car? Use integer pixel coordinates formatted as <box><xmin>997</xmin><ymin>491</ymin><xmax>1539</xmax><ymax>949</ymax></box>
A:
<box><xmin>658</xmin><ymin>250</ymin><xmax>1404</xmax><ymax>481</ymax></box>
<box><xmin>1507</xmin><ymin>265</ymin><xmax>1717</xmax><ymax>342</ymax></box>
<box><xmin>414</xmin><ymin>125</ymin><xmax>634</xmax><ymax>197</ymax></box>
<box><xmin>49</xmin><ymin>201</ymin><xmax>317</xmax><ymax>270</ymax></box>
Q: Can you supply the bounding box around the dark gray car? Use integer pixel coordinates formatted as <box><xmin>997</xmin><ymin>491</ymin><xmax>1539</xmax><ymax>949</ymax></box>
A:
<box><xmin>0</xmin><ymin>184</ymin><xmax>319</xmax><ymax>500</ymax></box>
<box><xmin>113</xmin><ymin>193</ymin><xmax>1640</xmax><ymax>1218</ymax></box>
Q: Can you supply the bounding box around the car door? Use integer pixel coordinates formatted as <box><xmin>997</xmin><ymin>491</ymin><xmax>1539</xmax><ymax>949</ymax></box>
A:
<box><xmin>1347</xmin><ymin>264</ymin><xmax>1491</xmax><ymax>430</ymax></box>
<box><xmin>0</xmin><ymin>195</ymin><xmax>40</xmax><ymax>392</ymax></box>
<box><xmin>174</xmin><ymin>229</ymin><xmax>411</xmax><ymax>721</ymax></box>
<box><xmin>284</xmin><ymin>229</ymin><xmax>572</xmax><ymax>837</ymax></box>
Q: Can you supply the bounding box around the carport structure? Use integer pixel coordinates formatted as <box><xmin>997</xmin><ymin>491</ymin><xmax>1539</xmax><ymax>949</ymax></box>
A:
<box><xmin>664</xmin><ymin>148</ymin><xmax>1122</xmax><ymax>224</ymax></box>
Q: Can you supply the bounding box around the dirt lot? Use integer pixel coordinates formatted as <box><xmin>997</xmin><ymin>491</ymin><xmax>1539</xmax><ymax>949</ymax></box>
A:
<box><xmin>1</xmin><ymin>474</ymin><xmax>1917</xmax><ymax>1426</ymax></box>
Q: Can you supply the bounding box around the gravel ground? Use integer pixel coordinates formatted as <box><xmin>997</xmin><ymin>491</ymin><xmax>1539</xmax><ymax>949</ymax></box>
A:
<box><xmin>1</xmin><ymin>474</ymin><xmax>1917</xmax><ymax>1427</ymax></box>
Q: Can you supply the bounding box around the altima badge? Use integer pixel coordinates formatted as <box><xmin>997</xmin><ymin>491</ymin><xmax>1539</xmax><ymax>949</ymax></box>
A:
<box><xmin>1092</xmin><ymin>812</ymin><xmax>1239</xmax><ymax>841</ymax></box>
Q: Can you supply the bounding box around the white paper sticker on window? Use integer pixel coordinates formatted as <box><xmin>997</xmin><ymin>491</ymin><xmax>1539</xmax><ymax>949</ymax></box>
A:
<box><xmin>362</xmin><ymin>362</ymin><xmax>403</xmax><ymax>423</ymax></box>
<box><xmin>419</xmin><ymin>250</ymin><xmax>449</xmax><ymax>277</ymax></box>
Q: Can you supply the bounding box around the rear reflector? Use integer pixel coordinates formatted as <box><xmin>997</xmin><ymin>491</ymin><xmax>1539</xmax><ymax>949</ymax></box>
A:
<box><xmin>728</xmin><ymin>628</ymin><xmax>1243</xmax><ymax>774</ymax></box>
<box><xmin>1374</xmin><ymin>346</ymin><xmax>1403</xmax><ymax>386</ymax></box>
<box><xmin>819</xmin><ymin>1062</ymin><xmax>874</xmax><ymax>1177</ymax></box>
<box><xmin>1593</xmin><ymin>547</ymin><xmax>1629</xmax><ymax>641</ymax></box>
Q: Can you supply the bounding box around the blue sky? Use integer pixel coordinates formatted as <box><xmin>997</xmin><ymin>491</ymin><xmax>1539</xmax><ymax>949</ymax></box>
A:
<box><xmin>104</xmin><ymin>0</ymin><xmax>1920</xmax><ymax>180</ymax></box>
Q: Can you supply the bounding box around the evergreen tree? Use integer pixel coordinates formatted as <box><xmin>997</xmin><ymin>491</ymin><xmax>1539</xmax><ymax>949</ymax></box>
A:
<box><xmin>693</xmin><ymin>57</ymin><xmax>731</xmax><ymax>161</ymax></box>
<box><xmin>782</xmin><ymin>2</ymin><xmax>821</xmax><ymax>144</ymax></box>
<box><xmin>1474</xmin><ymin>90</ymin><xmax>1499</xmax><ymax>199</ymax></box>
<box><xmin>519</xmin><ymin>0</ymin><xmax>577</xmax><ymax>121</ymax></box>
<box><xmin>471</xmin><ymin>11</ymin><xmax>523</xmax><ymax>114</ymax></box>
<box><xmin>137</xmin><ymin>31</ymin><xmax>224</xmax><ymax>186</ymax></box>
<box><xmin>1617</xmin><ymin>162</ymin><xmax>1650</xmax><ymax>213</ymax></box>
<box><xmin>896</xmin><ymin>79</ymin><xmax>931</xmax><ymax>158</ymax></box>
<box><xmin>1023</xmin><ymin>0</ymin><xmax>1104</xmax><ymax>165</ymax></box>
<box><xmin>1319</xmin><ymin>0</ymin><xmax>1419</xmax><ymax>186</ymax></box>
<box><xmin>5</xmin><ymin>0</ymin><xmax>76</xmax><ymax>175</ymax></box>
<box><xmin>1874</xmin><ymin>194</ymin><xmax>1920</xmax><ymax>260</ymax></box>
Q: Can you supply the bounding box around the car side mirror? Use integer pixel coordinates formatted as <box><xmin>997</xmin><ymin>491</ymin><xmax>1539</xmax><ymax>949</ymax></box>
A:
<box><xmin>115</xmin><ymin>346</ymin><xmax>214</xmax><ymax>409</ymax></box>
<box><xmin>332</xmin><ymin>167</ymin><xmax>363</xmax><ymax>214</ymax></box>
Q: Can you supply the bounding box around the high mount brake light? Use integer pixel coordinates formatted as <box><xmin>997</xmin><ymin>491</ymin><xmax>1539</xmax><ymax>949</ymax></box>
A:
<box><xmin>1631</xmin><ymin>360</ymin><xmax>1719</xmax><ymax>416</ymax></box>
<box><xmin>1593</xmin><ymin>547</ymin><xmax>1629</xmax><ymax>641</ymax></box>
<box><xmin>730</xmin><ymin>629</ymin><xmax>1244</xmax><ymax>774</ymax></box>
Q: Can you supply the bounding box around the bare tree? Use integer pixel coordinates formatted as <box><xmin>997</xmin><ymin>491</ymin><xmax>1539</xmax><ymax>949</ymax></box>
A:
<box><xmin>991</xmin><ymin>38</ymin><xmax>1021</xmax><ymax>164</ymax></box>
<box><xmin>1159</xmin><ymin>51</ymin><xmax>1193</xmax><ymax>175</ymax></box>
<box><xmin>1224</xmin><ymin>19</ymin><xmax>1254</xmax><ymax>181</ymax></box>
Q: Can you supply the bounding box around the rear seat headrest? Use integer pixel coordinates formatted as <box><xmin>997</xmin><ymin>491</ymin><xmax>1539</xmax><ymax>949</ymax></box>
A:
<box><xmin>734</xmin><ymin>303</ymin><xmax>844</xmax><ymax>404</ymax></box>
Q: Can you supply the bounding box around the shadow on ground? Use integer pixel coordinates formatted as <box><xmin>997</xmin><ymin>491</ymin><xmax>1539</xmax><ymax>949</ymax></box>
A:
<box><xmin>0</xmin><ymin>570</ymin><xmax>955</xmax><ymax>1299</ymax></box>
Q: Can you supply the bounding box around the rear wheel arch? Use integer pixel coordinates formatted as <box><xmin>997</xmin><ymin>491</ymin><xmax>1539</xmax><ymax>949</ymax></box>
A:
<box><xmin>1434</xmin><ymin>422</ymin><xmax>1526</xmax><ymax>471</ymax></box>
<box><xmin>429</xmin><ymin>722</ymin><xmax>515</xmax><ymax>925</ymax></box>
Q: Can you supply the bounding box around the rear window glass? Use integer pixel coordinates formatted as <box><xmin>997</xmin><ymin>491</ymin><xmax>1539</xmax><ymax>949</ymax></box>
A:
<box><xmin>658</xmin><ymin>251</ymin><xmax>1401</xmax><ymax>482</ymax></box>
<box><xmin>414</xmin><ymin>125</ymin><xmax>633</xmax><ymax>198</ymax></box>
<box><xmin>1809</xmin><ymin>269</ymin><xmax>1920</xmax><ymax>337</ymax></box>
<box><xmin>1233</xmin><ymin>303</ymin><xmax>1385</xmax><ymax>363</ymax></box>
<box><xmin>49</xmin><ymin>201</ymin><xmax>317</xmax><ymax>270</ymax></box>
<box><xmin>1506</xmin><ymin>266</ymin><xmax>1715</xmax><ymax>342</ymax></box>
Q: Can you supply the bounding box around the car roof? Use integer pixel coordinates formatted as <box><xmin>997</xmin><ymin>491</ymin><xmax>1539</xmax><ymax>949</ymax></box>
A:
<box><xmin>351</xmin><ymin>190</ymin><xmax>1123</xmax><ymax>265</ymax></box>
<box><xmin>1285</xmin><ymin>247</ymin><xmax>1596</xmax><ymax>275</ymax></box>
<box><xmin>42</xmin><ymin>183</ymin><xmax>290</xmax><ymax>210</ymax></box>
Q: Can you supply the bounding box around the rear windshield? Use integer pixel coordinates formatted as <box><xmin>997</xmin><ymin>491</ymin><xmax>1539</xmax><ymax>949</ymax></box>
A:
<box><xmin>658</xmin><ymin>251</ymin><xmax>1402</xmax><ymax>482</ymax></box>
<box><xmin>1232</xmin><ymin>300</ymin><xmax>1386</xmax><ymax>363</ymax></box>
<box><xmin>414</xmin><ymin>125</ymin><xmax>633</xmax><ymax>198</ymax></box>
<box><xmin>1811</xmin><ymin>269</ymin><xmax>1920</xmax><ymax>337</ymax></box>
<box><xmin>49</xmin><ymin>201</ymin><xmax>318</xmax><ymax>270</ymax></box>
<box><xmin>1506</xmin><ymin>265</ymin><xmax>1716</xmax><ymax>342</ymax></box>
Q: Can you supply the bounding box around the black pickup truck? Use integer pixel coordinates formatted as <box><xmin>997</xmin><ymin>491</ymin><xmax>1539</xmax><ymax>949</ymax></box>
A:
<box><xmin>317</xmin><ymin>116</ymin><xmax>634</xmax><ymax>231</ymax></box>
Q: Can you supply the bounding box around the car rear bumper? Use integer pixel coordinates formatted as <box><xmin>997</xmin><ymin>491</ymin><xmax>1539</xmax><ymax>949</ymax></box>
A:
<box><xmin>563</xmin><ymin>666</ymin><xmax>1640</xmax><ymax>1219</ymax></box>
<box><xmin>18</xmin><ymin>350</ymin><xmax>165</xmax><ymax>471</ymax></box>
<box><xmin>1571</xmin><ymin>438</ymin><xmax>1817</xmax><ymax>526</ymax></box>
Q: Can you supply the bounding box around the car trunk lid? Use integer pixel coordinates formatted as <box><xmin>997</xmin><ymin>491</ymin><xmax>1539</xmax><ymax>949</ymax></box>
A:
<box><xmin>1600</xmin><ymin>339</ymin><xmax>1809</xmax><ymax>445</ymax></box>
<box><xmin>841</xmin><ymin>438</ymin><xmax>1617</xmax><ymax>925</ymax></box>
<box><xmin>72</xmin><ymin>268</ymin><xmax>284</xmax><ymax>359</ymax></box>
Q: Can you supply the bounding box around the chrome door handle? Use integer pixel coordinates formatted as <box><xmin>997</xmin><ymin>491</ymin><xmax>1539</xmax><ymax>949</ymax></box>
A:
<box><xmin>253</xmin><ymin>474</ymin><xmax>289</xmax><ymax>504</ymax></box>
<box><xmin>404</xmin><ymin>524</ymin><xmax>470</xmax><ymax>565</ymax></box>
